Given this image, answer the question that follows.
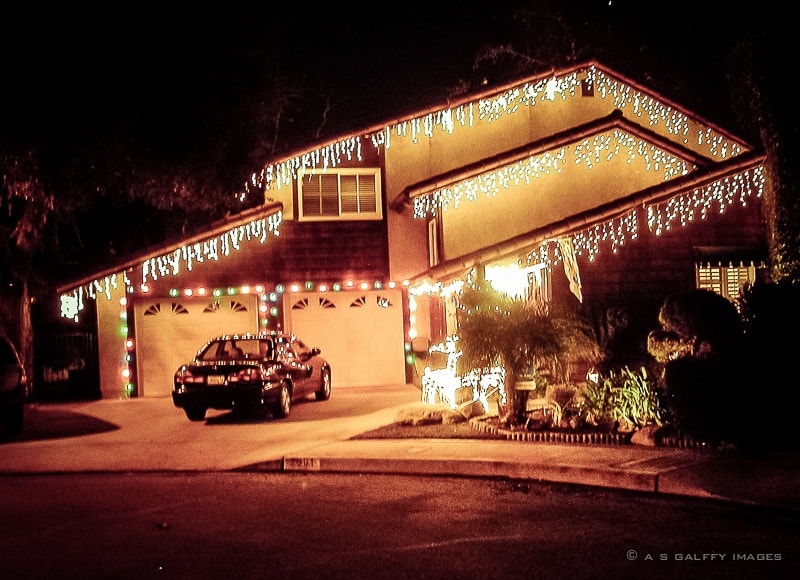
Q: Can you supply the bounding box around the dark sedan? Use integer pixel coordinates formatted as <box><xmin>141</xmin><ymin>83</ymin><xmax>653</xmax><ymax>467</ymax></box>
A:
<box><xmin>0</xmin><ymin>335</ymin><xmax>28</xmax><ymax>436</ymax></box>
<box><xmin>172</xmin><ymin>331</ymin><xmax>331</xmax><ymax>421</ymax></box>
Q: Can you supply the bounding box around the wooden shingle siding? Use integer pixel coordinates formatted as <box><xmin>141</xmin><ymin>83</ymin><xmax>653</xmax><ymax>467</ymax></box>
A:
<box><xmin>565</xmin><ymin>200</ymin><xmax>766</xmax><ymax>321</ymax></box>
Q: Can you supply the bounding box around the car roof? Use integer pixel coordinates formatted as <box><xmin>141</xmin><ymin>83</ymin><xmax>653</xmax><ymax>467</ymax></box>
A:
<box><xmin>204</xmin><ymin>331</ymin><xmax>296</xmax><ymax>343</ymax></box>
<box><xmin>210</xmin><ymin>330</ymin><xmax>295</xmax><ymax>341</ymax></box>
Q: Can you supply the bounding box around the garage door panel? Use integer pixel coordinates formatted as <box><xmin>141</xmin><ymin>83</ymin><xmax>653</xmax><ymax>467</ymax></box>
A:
<box><xmin>287</xmin><ymin>290</ymin><xmax>405</xmax><ymax>387</ymax></box>
<box><xmin>134</xmin><ymin>296</ymin><xmax>259</xmax><ymax>397</ymax></box>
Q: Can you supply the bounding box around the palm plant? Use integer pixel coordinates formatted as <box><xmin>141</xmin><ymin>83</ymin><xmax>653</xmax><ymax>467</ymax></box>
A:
<box><xmin>455</xmin><ymin>284</ymin><xmax>601</xmax><ymax>426</ymax></box>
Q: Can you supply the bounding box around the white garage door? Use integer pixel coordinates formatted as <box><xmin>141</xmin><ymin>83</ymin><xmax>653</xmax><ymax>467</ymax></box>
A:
<box><xmin>285</xmin><ymin>289</ymin><xmax>406</xmax><ymax>387</ymax></box>
<box><xmin>133</xmin><ymin>295</ymin><xmax>259</xmax><ymax>397</ymax></box>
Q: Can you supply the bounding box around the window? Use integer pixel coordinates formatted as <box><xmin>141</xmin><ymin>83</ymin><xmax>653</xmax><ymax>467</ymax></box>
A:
<box><xmin>696</xmin><ymin>263</ymin><xmax>757</xmax><ymax>307</ymax></box>
<box><xmin>298</xmin><ymin>168</ymin><xmax>382</xmax><ymax>221</ymax></box>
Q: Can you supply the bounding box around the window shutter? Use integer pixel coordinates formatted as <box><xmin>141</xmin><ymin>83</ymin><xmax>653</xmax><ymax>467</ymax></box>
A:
<box><xmin>299</xmin><ymin>169</ymin><xmax>381</xmax><ymax>220</ymax></box>
<box><xmin>320</xmin><ymin>174</ymin><xmax>339</xmax><ymax>216</ymax></box>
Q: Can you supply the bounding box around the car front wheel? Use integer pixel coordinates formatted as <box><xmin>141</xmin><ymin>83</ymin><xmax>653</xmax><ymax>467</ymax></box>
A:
<box><xmin>184</xmin><ymin>406</ymin><xmax>207</xmax><ymax>422</ymax></box>
<box><xmin>1</xmin><ymin>405</ymin><xmax>24</xmax><ymax>437</ymax></box>
<box><xmin>315</xmin><ymin>369</ymin><xmax>331</xmax><ymax>401</ymax></box>
<box><xmin>271</xmin><ymin>383</ymin><xmax>291</xmax><ymax>418</ymax></box>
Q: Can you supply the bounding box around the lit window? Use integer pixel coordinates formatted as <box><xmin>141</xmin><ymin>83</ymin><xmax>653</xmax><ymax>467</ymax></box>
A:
<box><xmin>696</xmin><ymin>263</ymin><xmax>757</xmax><ymax>308</ymax></box>
<box><xmin>298</xmin><ymin>168</ymin><xmax>382</xmax><ymax>221</ymax></box>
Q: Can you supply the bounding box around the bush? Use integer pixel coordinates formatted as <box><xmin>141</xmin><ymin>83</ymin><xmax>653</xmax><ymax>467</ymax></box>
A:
<box><xmin>580</xmin><ymin>367</ymin><xmax>665</xmax><ymax>431</ymax></box>
<box><xmin>648</xmin><ymin>286</ymin><xmax>800</xmax><ymax>450</ymax></box>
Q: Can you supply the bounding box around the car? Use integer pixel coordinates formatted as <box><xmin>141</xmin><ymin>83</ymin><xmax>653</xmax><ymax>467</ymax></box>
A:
<box><xmin>0</xmin><ymin>336</ymin><xmax>29</xmax><ymax>436</ymax></box>
<box><xmin>172</xmin><ymin>330</ymin><xmax>332</xmax><ymax>422</ymax></box>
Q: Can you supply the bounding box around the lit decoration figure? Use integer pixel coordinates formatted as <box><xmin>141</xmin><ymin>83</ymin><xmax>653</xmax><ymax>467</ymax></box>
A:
<box><xmin>421</xmin><ymin>337</ymin><xmax>462</xmax><ymax>407</ymax></box>
<box><xmin>421</xmin><ymin>336</ymin><xmax>507</xmax><ymax>413</ymax></box>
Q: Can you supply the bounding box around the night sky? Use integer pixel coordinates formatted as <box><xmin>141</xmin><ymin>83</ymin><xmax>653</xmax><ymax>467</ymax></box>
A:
<box><xmin>0</xmin><ymin>0</ymin><xmax>793</xmax><ymax>245</ymax></box>
<box><xmin>3</xmin><ymin>1</ymin><xmax>784</xmax><ymax>152</ymax></box>
<box><xmin>0</xmin><ymin>5</ymin><xmax>492</xmax><ymax>147</ymax></box>
<box><xmin>0</xmin><ymin>0</ymin><xmax>794</xmax><ymax>299</ymax></box>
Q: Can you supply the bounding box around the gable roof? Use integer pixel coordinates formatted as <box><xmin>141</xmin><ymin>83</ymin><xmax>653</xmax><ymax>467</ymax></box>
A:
<box><xmin>390</xmin><ymin>108</ymin><xmax>717</xmax><ymax>213</ymax></box>
<box><xmin>410</xmin><ymin>148</ymin><xmax>765</xmax><ymax>285</ymax></box>
<box><xmin>244</xmin><ymin>60</ymin><xmax>752</xmax><ymax>200</ymax></box>
<box><xmin>57</xmin><ymin>202</ymin><xmax>283</xmax><ymax>302</ymax></box>
<box><xmin>57</xmin><ymin>60</ymin><xmax>761</xmax><ymax>305</ymax></box>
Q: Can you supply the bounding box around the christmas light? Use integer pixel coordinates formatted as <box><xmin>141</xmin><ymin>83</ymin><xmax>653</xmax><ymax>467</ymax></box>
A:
<box><xmin>412</xmin><ymin>131</ymin><xmax>690</xmax><ymax>219</ymax></box>
<box><xmin>245</xmin><ymin>65</ymin><xmax>742</xmax><ymax>205</ymax></box>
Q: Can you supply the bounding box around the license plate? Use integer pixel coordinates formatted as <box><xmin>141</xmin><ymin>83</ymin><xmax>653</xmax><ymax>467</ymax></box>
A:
<box><xmin>206</xmin><ymin>375</ymin><xmax>225</xmax><ymax>385</ymax></box>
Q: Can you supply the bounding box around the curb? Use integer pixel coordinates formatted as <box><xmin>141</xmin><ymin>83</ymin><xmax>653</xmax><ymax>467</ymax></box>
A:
<box><xmin>279</xmin><ymin>455</ymin><xmax>661</xmax><ymax>493</ymax></box>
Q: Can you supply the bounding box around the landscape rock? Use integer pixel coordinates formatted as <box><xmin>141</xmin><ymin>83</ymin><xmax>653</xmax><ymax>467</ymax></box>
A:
<box><xmin>457</xmin><ymin>400</ymin><xmax>487</xmax><ymax>419</ymax></box>
<box><xmin>394</xmin><ymin>403</ymin><xmax>452</xmax><ymax>426</ymax></box>
<box><xmin>441</xmin><ymin>409</ymin><xmax>467</xmax><ymax>425</ymax></box>
<box><xmin>631</xmin><ymin>424</ymin><xmax>670</xmax><ymax>446</ymax></box>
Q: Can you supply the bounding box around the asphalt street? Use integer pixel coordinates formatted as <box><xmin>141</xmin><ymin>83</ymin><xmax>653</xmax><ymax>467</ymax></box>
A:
<box><xmin>1</xmin><ymin>384</ymin><xmax>799</xmax><ymax>514</ymax></box>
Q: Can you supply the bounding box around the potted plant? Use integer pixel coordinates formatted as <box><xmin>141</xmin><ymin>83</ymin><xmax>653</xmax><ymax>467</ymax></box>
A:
<box><xmin>455</xmin><ymin>284</ymin><xmax>601</xmax><ymax>426</ymax></box>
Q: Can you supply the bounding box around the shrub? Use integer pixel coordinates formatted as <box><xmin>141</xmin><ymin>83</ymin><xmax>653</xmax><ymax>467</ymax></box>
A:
<box><xmin>580</xmin><ymin>367</ymin><xmax>665</xmax><ymax>431</ymax></box>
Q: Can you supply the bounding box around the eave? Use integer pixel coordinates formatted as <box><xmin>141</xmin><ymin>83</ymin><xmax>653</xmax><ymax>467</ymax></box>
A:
<box><xmin>390</xmin><ymin>109</ymin><xmax>714</xmax><ymax>212</ymax></box>
<box><xmin>247</xmin><ymin>60</ymin><xmax>752</xmax><ymax>198</ymax></box>
<box><xmin>409</xmin><ymin>149</ymin><xmax>767</xmax><ymax>285</ymax></box>
<box><xmin>56</xmin><ymin>201</ymin><xmax>284</xmax><ymax>295</ymax></box>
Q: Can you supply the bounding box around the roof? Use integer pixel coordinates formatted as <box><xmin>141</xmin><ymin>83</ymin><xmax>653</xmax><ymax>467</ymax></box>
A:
<box><xmin>409</xmin><ymin>148</ymin><xmax>766</xmax><ymax>285</ymax></box>
<box><xmin>58</xmin><ymin>60</ymin><xmax>760</xmax><ymax>298</ymax></box>
<box><xmin>57</xmin><ymin>202</ymin><xmax>283</xmax><ymax>295</ymax></box>
<box><xmin>245</xmin><ymin>60</ymin><xmax>752</xmax><ymax>199</ymax></box>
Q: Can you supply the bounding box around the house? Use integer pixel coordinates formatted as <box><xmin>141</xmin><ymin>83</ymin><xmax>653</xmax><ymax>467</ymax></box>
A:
<box><xmin>53</xmin><ymin>61</ymin><xmax>767</xmax><ymax>401</ymax></box>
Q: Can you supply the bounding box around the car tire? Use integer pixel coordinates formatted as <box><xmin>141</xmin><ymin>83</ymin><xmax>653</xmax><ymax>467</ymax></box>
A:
<box><xmin>1</xmin><ymin>405</ymin><xmax>24</xmax><ymax>437</ymax></box>
<box><xmin>184</xmin><ymin>406</ymin><xmax>207</xmax><ymax>422</ymax></box>
<box><xmin>315</xmin><ymin>369</ymin><xmax>331</xmax><ymax>401</ymax></box>
<box><xmin>271</xmin><ymin>383</ymin><xmax>291</xmax><ymax>418</ymax></box>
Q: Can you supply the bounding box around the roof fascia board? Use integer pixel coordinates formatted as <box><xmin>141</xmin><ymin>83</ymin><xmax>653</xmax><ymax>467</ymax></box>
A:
<box><xmin>255</xmin><ymin>60</ymin><xmax>751</xmax><ymax>186</ymax></box>
<box><xmin>56</xmin><ymin>201</ymin><xmax>284</xmax><ymax>295</ymax></box>
<box><xmin>411</xmin><ymin>149</ymin><xmax>766</xmax><ymax>284</ymax></box>
<box><xmin>391</xmin><ymin>109</ymin><xmax>714</xmax><ymax>211</ymax></box>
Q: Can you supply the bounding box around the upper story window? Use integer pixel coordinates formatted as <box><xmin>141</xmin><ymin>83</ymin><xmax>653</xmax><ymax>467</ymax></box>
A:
<box><xmin>694</xmin><ymin>247</ymin><xmax>764</xmax><ymax>311</ymax></box>
<box><xmin>298</xmin><ymin>168</ymin><xmax>382</xmax><ymax>221</ymax></box>
<box><xmin>696</xmin><ymin>262</ymin><xmax>757</xmax><ymax>310</ymax></box>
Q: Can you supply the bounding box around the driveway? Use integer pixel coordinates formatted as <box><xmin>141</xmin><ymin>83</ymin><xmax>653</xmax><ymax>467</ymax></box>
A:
<box><xmin>0</xmin><ymin>384</ymin><xmax>422</xmax><ymax>473</ymax></box>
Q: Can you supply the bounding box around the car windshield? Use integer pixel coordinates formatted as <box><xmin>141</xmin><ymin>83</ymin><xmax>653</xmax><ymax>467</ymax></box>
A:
<box><xmin>197</xmin><ymin>338</ymin><xmax>274</xmax><ymax>361</ymax></box>
<box><xmin>1</xmin><ymin>339</ymin><xmax>18</xmax><ymax>366</ymax></box>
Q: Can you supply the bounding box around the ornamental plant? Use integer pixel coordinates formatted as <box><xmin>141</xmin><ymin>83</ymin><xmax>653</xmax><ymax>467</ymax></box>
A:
<box><xmin>455</xmin><ymin>284</ymin><xmax>601</xmax><ymax>426</ymax></box>
<box><xmin>579</xmin><ymin>367</ymin><xmax>665</xmax><ymax>431</ymax></box>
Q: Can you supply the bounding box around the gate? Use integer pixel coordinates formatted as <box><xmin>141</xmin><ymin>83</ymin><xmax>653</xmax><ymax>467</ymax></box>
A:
<box><xmin>33</xmin><ymin>332</ymin><xmax>100</xmax><ymax>401</ymax></box>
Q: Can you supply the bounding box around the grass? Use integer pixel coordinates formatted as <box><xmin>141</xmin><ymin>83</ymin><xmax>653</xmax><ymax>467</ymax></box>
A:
<box><xmin>350</xmin><ymin>420</ymin><xmax>507</xmax><ymax>440</ymax></box>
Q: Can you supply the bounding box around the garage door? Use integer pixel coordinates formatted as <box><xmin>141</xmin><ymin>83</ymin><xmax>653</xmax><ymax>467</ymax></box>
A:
<box><xmin>285</xmin><ymin>289</ymin><xmax>405</xmax><ymax>387</ymax></box>
<box><xmin>133</xmin><ymin>295</ymin><xmax>259</xmax><ymax>397</ymax></box>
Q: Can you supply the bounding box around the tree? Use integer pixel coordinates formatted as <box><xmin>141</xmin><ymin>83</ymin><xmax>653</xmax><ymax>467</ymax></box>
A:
<box><xmin>727</xmin><ymin>33</ymin><xmax>800</xmax><ymax>283</ymax></box>
<box><xmin>1</xmin><ymin>145</ymin><xmax>55</xmax><ymax>372</ymax></box>
<box><xmin>0</xmin><ymin>66</ymin><xmax>316</xmax><ymax>391</ymax></box>
<box><xmin>455</xmin><ymin>284</ymin><xmax>601</xmax><ymax>426</ymax></box>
